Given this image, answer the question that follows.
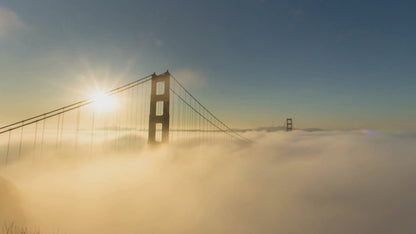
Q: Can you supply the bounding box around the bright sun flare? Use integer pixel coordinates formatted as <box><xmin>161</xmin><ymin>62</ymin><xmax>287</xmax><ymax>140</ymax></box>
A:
<box><xmin>91</xmin><ymin>92</ymin><xmax>116</xmax><ymax>111</ymax></box>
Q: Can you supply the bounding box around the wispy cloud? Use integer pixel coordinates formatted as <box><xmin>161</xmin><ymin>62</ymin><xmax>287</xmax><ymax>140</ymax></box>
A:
<box><xmin>0</xmin><ymin>7</ymin><xmax>26</xmax><ymax>38</ymax></box>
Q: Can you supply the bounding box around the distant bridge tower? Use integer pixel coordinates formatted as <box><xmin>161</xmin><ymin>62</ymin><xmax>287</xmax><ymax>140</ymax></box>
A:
<box><xmin>286</xmin><ymin>118</ymin><xmax>293</xmax><ymax>132</ymax></box>
<box><xmin>148</xmin><ymin>71</ymin><xmax>170</xmax><ymax>145</ymax></box>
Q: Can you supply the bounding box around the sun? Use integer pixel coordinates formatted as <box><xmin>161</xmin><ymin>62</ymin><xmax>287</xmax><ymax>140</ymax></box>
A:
<box><xmin>91</xmin><ymin>91</ymin><xmax>116</xmax><ymax>111</ymax></box>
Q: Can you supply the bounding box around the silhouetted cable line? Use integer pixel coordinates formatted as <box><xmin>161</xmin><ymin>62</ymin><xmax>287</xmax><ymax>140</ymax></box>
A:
<box><xmin>171</xmin><ymin>74</ymin><xmax>251</xmax><ymax>143</ymax></box>
<box><xmin>170</xmin><ymin>88</ymin><xmax>250</xmax><ymax>143</ymax></box>
<box><xmin>0</xmin><ymin>76</ymin><xmax>152</xmax><ymax>135</ymax></box>
<box><xmin>0</xmin><ymin>75</ymin><xmax>152</xmax><ymax>132</ymax></box>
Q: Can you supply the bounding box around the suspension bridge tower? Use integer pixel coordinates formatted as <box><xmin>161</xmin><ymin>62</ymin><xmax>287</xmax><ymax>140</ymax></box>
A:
<box><xmin>148</xmin><ymin>71</ymin><xmax>170</xmax><ymax>145</ymax></box>
<box><xmin>286</xmin><ymin>118</ymin><xmax>293</xmax><ymax>132</ymax></box>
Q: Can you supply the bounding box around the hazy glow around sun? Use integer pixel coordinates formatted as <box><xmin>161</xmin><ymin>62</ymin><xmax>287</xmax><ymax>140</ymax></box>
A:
<box><xmin>91</xmin><ymin>91</ymin><xmax>117</xmax><ymax>111</ymax></box>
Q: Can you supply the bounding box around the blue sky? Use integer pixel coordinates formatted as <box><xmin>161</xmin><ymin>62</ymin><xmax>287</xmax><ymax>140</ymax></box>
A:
<box><xmin>0</xmin><ymin>0</ymin><xmax>415</xmax><ymax>130</ymax></box>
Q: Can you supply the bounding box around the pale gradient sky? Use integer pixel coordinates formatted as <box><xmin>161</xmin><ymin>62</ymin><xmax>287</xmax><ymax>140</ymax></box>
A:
<box><xmin>0</xmin><ymin>0</ymin><xmax>415</xmax><ymax>130</ymax></box>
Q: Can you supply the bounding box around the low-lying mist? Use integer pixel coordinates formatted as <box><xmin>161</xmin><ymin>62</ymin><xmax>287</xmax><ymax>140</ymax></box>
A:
<box><xmin>1</xmin><ymin>130</ymin><xmax>416</xmax><ymax>234</ymax></box>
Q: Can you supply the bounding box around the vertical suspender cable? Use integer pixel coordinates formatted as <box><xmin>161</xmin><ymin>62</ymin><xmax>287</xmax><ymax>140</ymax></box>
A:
<box><xmin>116</xmin><ymin>109</ymin><xmax>119</xmax><ymax>149</ymax></box>
<box><xmin>6</xmin><ymin>131</ymin><xmax>11</xmax><ymax>165</ymax></box>
<box><xmin>41</xmin><ymin>116</ymin><xmax>45</xmax><ymax>154</ymax></box>
<box><xmin>33</xmin><ymin>121</ymin><xmax>38</xmax><ymax>151</ymax></box>
<box><xmin>90</xmin><ymin>111</ymin><xmax>95</xmax><ymax>153</ymax></box>
<box><xmin>75</xmin><ymin>108</ymin><xmax>80</xmax><ymax>153</ymax></box>
<box><xmin>60</xmin><ymin>109</ymin><xmax>65</xmax><ymax>147</ymax></box>
<box><xmin>127</xmin><ymin>89</ymin><xmax>132</xmax><ymax>144</ymax></box>
<box><xmin>33</xmin><ymin>121</ymin><xmax>38</xmax><ymax>162</ymax></box>
<box><xmin>134</xmin><ymin>85</ymin><xmax>139</xmax><ymax>141</ymax></box>
<box><xmin>104</xmin><ymin>105</ymin><xmax>109</xmax><ymax>145</ymax></box>
<box><xmin>171</xmin><ymin>84</ymin><xmax>174</xmax><ymax>142</ymax></box>
<box><xmin>18</xmin><ymin>125</ymin><xmax>24</xmax><ymax>159</ymax></box>
<box><xmin>56</xmin><ymin>114</ymin><xmax>60</xmax><ymax>149</ymax></box>
<box><xmin>130</xmin><ymin>88</ymin><xmax>135</xmax><ymax>144</ymax></box>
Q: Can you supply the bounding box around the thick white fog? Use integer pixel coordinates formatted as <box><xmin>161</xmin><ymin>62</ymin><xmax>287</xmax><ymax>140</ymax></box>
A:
<box><xmin>1</xmin><ymin>130</ymin><xmax>416</xmax><ymax>233</ymax></box>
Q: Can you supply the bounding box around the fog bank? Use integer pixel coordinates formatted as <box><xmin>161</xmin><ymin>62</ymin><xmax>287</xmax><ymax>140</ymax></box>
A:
<box><xmin>1</xmin><ymin>130</ymin><xmax>416</xmax><ymax>233</ymax></box>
